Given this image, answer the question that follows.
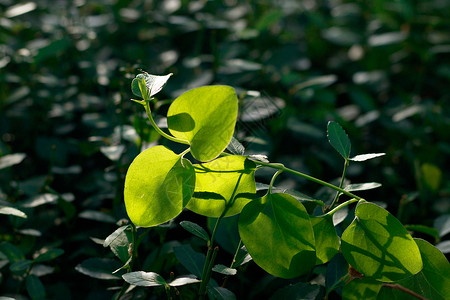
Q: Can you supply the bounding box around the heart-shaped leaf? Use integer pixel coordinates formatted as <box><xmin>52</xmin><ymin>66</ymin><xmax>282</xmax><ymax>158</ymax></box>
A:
<box><xmin>238</xmin><ymin>193</ymin><xmax>316</xmax><ymax>278</ymax></box>
<box><xmin>187</xmin><ymin>155</ymin><xmax>256</xmax><ymax>217</ymax></box>
<box><xmin>124</xmin><ymin>145</ymin><xmax>195</xmax><ymax>227</ymax></box>
<box><xmin>341</xmin><ymin>202</ymin><xmax>423</xmax><ymax>282</ymax></box>
<box><xmin>167</xmin><ymin>85</ymin><xmax>238</xmax><ymax>161</ymax></box>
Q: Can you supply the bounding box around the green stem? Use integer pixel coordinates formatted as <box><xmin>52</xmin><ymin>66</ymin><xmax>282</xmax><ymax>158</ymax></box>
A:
<box><xmin>268</xmin><ymin>170</ymin><xmax>283</xmax><ymax>194</ymax></box>
<box><xmin>321</xmin><ymin>198</ymin><xmax>359</xmax><ymax>217</ymax></box>
<box><xmin>329</xmin><ymin>159</ymin><xmax>349</xmax><ymax>209</ymax></box>
<box><xmin>230</xmin><ymin>239</ymin><xmax>243</xmax><ymax>269</ymax></box>
<box><xmin>143</xmin><ymin>101</ymin><xmax>190</xmax><ymax>145</ymax></box>
<box><xmin>250</xmin><ymin>159</ymin><xmax>363</xmax><ymax>201</ymax></box>
<box><xmin>199</xmin><ymin>211</ymin><xmax>226</xmax><ymax>298</ymax></box>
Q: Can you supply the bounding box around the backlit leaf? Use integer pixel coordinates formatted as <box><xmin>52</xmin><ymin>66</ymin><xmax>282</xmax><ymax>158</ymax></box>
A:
<box><xmin>124</xmin><ymin>145</ymin><xmax>195</xmax><ymax>227</ymax></box>
<box><xmin>238</xmin><ymin>193</ymin><xmax>316</xmax><ymax>278</ymax></box>
<box><xmin>311</xmin><ymin>215</ymin><xmax>340</xmax><ymax>264</ymax></box>
<box><xmin>131</xmin><ymin>72</ymin><xmax>172</xmax><ymax>98</ymax></box>
<box><xmin>167</xmin><ymin>85</ymin><xmax>238</xmax><ymax>161</ymax></box>
<box><xmin>341</xmin><ymin>202</ymin><xmax>423</xmax><ymax>282</ymax></box>
<box><xmin>187</xmin><ymin>155</ymin><xmax>256</xmax><ymax>217</ymax></box>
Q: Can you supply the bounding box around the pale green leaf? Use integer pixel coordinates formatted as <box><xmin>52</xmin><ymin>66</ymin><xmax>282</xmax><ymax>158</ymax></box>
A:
<box><xmin>350</xmin><ymin>153</ymin><xmax>385</xmax><ymax>162</ymax></box>
<box><xmin>167</xmin><ymin>85</ymin><xmax>238</xmax><ymax>161</ymax></box>
<box><xmin>341</xmin><ymin>202</ymin><xmax>423</xmax><ymax>282</ymax></box>
<box><xmin>168</xmin><ymin>275</ymin><xmax>201</xmax><ymax>287</ymax></box>
<box><xmin>131</xmin><ymin>72</ymin><xmax>172</xmax><ymax>98</ymax></box>
<box><xmin>124</xmin><ymin>145</ymin><xmax>195</xmax><ymax>227</ymax></box>
<box><xmin>187</xmin><ymin>155</ymin><xmax>256</xmax><ymax>217</ymax></box>
<box><xmin>212</xmin><ymin>264</ymin><xmax>237</xmax><ymax>275</ymax></box>
<box><xmin>0</xmin><ymin>206</ymin><xmax>27</xmax><ymax>218</ymax></box>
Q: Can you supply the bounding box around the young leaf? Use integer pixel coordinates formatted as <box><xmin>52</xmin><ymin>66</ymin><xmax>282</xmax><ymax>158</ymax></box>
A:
<box><xmin>122</xmin><ymin>271</ymin><xmax>166</xmax><ymax>287</ymax></box>
<box><xmin>327</xmin><ymin>121</ymin><xmax>351</xmax><ymax>159</ymax></box>
<box><xmin>238</xmin><ymin>193</ymin><xmax>316</xmax><ymax>278</ymax></box>
<box><xmin>187</xmin><ymin>155</ymin><xmax>256</xmax><ymax>218</ymax></box>
<box><xmin>26</xmin><ymin>275</ymin><xmax>46</xmax><ymax>300</ymax></box>
<box><xmin>131</xmin><ymin>72</ymin><xmax>172</xmax><ymax>99</ymax></box>
<box><xmin>168</xmin><ymin>275</ymin><xmax>201</xmax><ymax>287</ymax></box>
<box><xmin>34</xmin><ymin>249</ymin><xmax>64</xmax><ymax>263</ymax></box>
<box><xmin>350</xmin><ymin>153</ymin><xmax>385</xmax><ymax>162</ymax></box>
<box><xmin>212</xmin><ymin>264</ymin><xmax>237</xmax><ymax>275</ymax></box>
<box><xmin>180</xmin><ymin>221</ymin><xmax>210</xmax><ymax>242</ymax></box>
<box><xmin>341</xmin><ymin>202</ymin><xmax>423</xmax><ymax>282</ymax></box>
<box><xmin>124</xmin><ymin>145</ymin><xmax>195</xmax><ymax>227</ymax></box>
<box><xmin>311</xmin><ymin>215</ymin><xmax>340</xmax><ymax>265</ymax></box>
<box><xmin>167</xmin><ymin>85</ymin><xmax>238</xmax><ymax>161</ymax></box>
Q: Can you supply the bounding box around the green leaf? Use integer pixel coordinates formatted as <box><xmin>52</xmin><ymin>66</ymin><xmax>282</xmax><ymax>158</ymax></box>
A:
<box><xmin>207</xmin><ymin>286</ymin><xmax>236</xmax><ymax>300</ymax></box>
<box><xmin>78</xmin><ymin>210</ymin><xmax>116</xmax><ymax>223</ymax></box>
<box><xmin>173</xmin><ymin>245</ymin><xmax>205</xmax><ymax>278</ymax></box>
<box><xmin>167</xmin><ymin>85</ymin><xmax>238</xmax><ymax>161</ymax></box>
<box><xmin>350</xmin><ymin>153</ymin><xmax>385</xmax><ymax>162</ymax></box>
<box><xmin>0</xmin><ymin>242</ymin><xmax>25</xmax><ymax>262</ymax></box>
<box><xmin>122</xmin><ymin>271</ymin><xmax>166</xmax><ymax>287</ymax></box>
<box><xmin>311</xmin><ymin>215</ymin><xmax>340</xmax><ymax>264</ymax></box>
<box><xmin>325</xmin><ymin>253</ymin><xmax>348</xmax><ymax>293</ymax></box>
<box><xmin>341</xmin><ymin>202</ymin><xmax>423</xmax><ymax>282</ymax></box>
<box><xmin>187</xmin><ymin>155</ymin><xmax>256</xmax><ymax>217</ymax></box>
<box><xmin>344</xmin><ymin>182</ymin><xmax>382</xmax><ymax>192</ymax></box>
<box><xmin>0</xmin><ymin>153</ymin><xmax>26</xmax><ymax>169</ymax></box>
<box><xmin>327</xmin><ymin>121</ymin><xmax>351</xmax><ymax>159</ymax></box>
<box><xmin>238</xmin><ymin>193</ymin><xmax>316</xmax><ymax>278</ymax></box>
<box><xmin>168</xmin><ymin>275</ymin><xmax>201</xmax><ymax>287</ymax></box>
<box><xmin>180</xmin><ymin>221</ymin><xmax>210</xmax><ymax>242</ymax></box>
<box><xmin>10</xmin><ymin>259</ymin><xmax>32</xmax><ymax>273</ymax></box>
<box><xmin>232</xmin><ymin>245</ymin><xmax>252</xmax><ymax>268</ymax></box>
<box><xmin>34</xmin><ymin>249</ymin><xmax>64</xmax><ymax>263</ymax></box>
<box><xmin>103</xmin><ymin>226</ymin><xmax>132</xmax><ymax>263</ymax></box>
<box><xmin>131</xmin><ymin>72</ymin><xmax>172</xmax><ymax>99</ymax></box>
<box><xmin>270</xmin><ymin>282</ymin><xmax>325</xmax><ymax>300</ymax></box>
<box><xmin>434</xmin><ymin>214</ymin><xmax>450</xmax><ymax>238</ymax></box>
<box><xmin>404</xmin><ymin>224</ymin><xmax>439</xmax><ymax>241</ymax></box>
<box><xmin>383</xmin><ymin>238</ymin><xmax>450</xmax><ymax>300</ymax></box>
<box><xmin>0</xmin><ymin>206</ymin><xmax>27</xmax><ymax>218</ymax></box>
<box><xmin>124</xmin><ymin>145</ymin><xmax>195</xmax><ymax>227</ymax></box>
<box><xmin>26</xmin><ymin>275</ymin><xmax>46</xmax><ymax>300</ymax></box>
<box><xmin>342</xmin><ymin>278</ymin><xmax>381</xmax><ymax>300</ymax></box>
<box><xmin>75</xmin><ymin>258</ymin><xmax>123</xmax><ymax>280</ymax></box>
<box><xmin>226</xmin><ymin>136</ymin><xmax>245</xmax><ymax>155</ymax></box>
<box><xmin>212</xmin><ymin>264</ymin><xmax>237</xmax><ymax>275</ymax></box>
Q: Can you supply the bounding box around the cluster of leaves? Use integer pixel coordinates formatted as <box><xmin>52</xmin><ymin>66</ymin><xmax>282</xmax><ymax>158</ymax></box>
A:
<box><xmin>1</xmin><ymin>0</ymin><xmax>449</xmax><ymax>299</ymax></box>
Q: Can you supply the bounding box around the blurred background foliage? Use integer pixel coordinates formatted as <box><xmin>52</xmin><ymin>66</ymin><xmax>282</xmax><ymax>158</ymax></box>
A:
<box><xmin>1</xmin><ymin>0</ymin><xmax>449</xmax><ymax>299</ymax></box>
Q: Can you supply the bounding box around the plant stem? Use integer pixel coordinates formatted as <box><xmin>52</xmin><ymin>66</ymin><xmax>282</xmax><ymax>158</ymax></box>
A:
<box><xmin>321</xmin><ymin>198</ymin><xmax>359</xmax><ymax>217</ymax></box>
<box><xmin>199</xmin><ymin>211</ymin><xmax>226</xmax><ymax>298</ymax></box>
<box><xmin>382</xmin><ymin>283</ymin><xmax>428</xmax><ymax>300</ymax></box>
<box><xmin>329</xmin><ymin>159</ymin><xmax>349</xmax><ymax>209</ymax></box>
<box><xmin>143</xmin><ymin>100</ymin><xmax>190</xmax><ymax>145</ymax></box>
<box><xmin>250</xmin><ymin>159</ymin><xmax>363</xmax><ymax>201</ymax></box>
<box><xmin>268</xmin><ymin>170</ymin><xmax>283</xmax><ymax>194</ymax></box>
